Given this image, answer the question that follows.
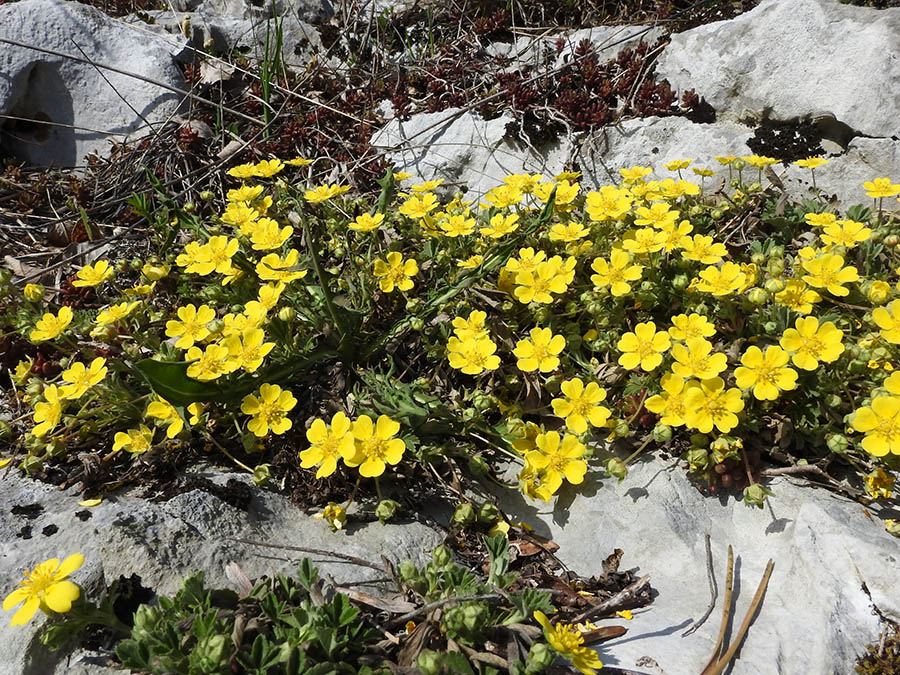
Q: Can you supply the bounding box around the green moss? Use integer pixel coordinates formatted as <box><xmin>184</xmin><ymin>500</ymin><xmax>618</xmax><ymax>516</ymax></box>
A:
<box><xmin>857</xmin><ymin>625</ymin><xmax>900</xmax><ymax>675</ymax></box>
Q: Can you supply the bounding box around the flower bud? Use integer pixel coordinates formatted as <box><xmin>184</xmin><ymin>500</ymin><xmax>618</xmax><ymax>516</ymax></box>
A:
<box><xmin>467</xmin><ymin>454</ymin><xmax>490</xmax><ymax>476</ymax></box>
<box><xmin>183</xmin><ymin>202</ymin><xmax>196</xmax><ymax>213</ymax></box>
<box><xmin>23</xmin><ymin>283</ymin><xmax>44</xmax><ymax>302</ymax></box>
<box><xmin>477</xmin><ymin>502</ymin><xmax>500</xmax><ymax>523</ymax></box>
<box><xmin>21</xmin><ymin>455</ymin><xmax>43</xmax><ymax>474</ymax></box>
<box><xmin>252</xmin><ymin>464</ymin><xmax>271</xmax><ymax>487</ymax></box>
<box><xmin>685</xmin><ymin>447</ymin><xmax>709</xmax><ymax>472</ymax></box>
<box><xmin>451</xmin><ymin>502</ymin><xmax>476</xmax><ymax>526</ymax></box>
<box><xmin>746</xmin><ymin>288</ymin><xmax>769</xmax><ymax>306</ymax></box>
<box><xmin>651</xmin><ymin>424</ymin><xmax>672</xmax><ymax>443</ymax></box>
<box><xmin>884</xmin><ymin>234</ymin><xmax>900</xmax><ymax>248</ymax></box>
<box><xmin>398</xmin><ymin>560</ymin><xmax>419</xmax><ymax>582</ymax></box>
<box><xmin>277</xmin><ymin>306</ymin><xmax>296</xmax><ymax>322</ymax></box>
<box><xmin>743</xmin><ymin>484</ymin><xmax>772</xmax><ymax>508</ymax></box>
<box><xmin>606</xmin><ymin>458</ymin><xmax>628</xmax><ymax>481</ymax></box>
<box><xmin>45</xmin><ymin>439</ymin><xmax>66</xmax><ymax>458</ymax></box>
<box><xmin>199</xmin><ymin>190</ymin><xmax>215</xmax><ymax>201</ymax></box>
<box><xmin>0</xmin><ymin>421</ymin><xmax>11</xmax><ymax>439</ymax></box>
<box><xmin>141</xmin><ymin>263</ymin><xmax>170</xmax><ymax>281</ymax></box>
<box><xmin>867</xmin><ymin>280</ymin><xmax>891</xmax><ymax>305</ymax></box>
<box><xmin>826</xmin><ymin>433</ymin><xmax>849</xmax><ymax>454</ymax></box>
<box><xmin>375</xmin><ymin>499</ymin><xmax>401</xmax><ymax>524</ymax></box>
<box><xmin>528</xmin><ymin>642</ymin><xmax>554</xmax><ymax>671</ymax></box>
<box><xmin>431</xmin><ymin>544</ymin><xmax>452</xmax><ymax>568</ymax></box>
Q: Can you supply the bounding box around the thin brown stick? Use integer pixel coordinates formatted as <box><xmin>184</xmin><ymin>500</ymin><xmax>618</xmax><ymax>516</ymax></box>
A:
<box><xmin>700</xmin><ymin>545</ymin><xmax>733</xmax><ymax>673</ymax></box>
<box><xmin>228</xmin><ymin>537</ymin><xmax>386</xmax><ymax>573</ymax></box>
<box><xmin>682</xmin><ymin>533</ymin><xmax>717</xmax><ymax>637</ymax></box>
<box><xmin>570</xmin><ymin>574</ymin><xmax>651</xmax><ymax>625</ymax></box>
<box><xmin>702</xmin><ymin>559</ymin><xmax>775</xmax><ymax>675</ymax></box>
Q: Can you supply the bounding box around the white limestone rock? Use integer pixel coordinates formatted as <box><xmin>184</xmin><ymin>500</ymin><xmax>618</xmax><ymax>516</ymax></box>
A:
<box><xmin>655</xmin><ymin>0</ymin><xmax>900</xmax><ymax>138</ymax></box>
<box><xmin>0</xmin><ymin>0</ymin><xmax>188</xmax><ymax>167</ymax></box>
<box><xmin>492</xmin><ymin>457</ymin><xmax>900</xmax><ymax>675</ymax></box>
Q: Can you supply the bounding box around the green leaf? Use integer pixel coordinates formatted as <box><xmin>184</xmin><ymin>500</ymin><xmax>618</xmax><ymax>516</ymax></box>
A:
<box><xmin>134</xmin><ymin>359</ymin><xmax>230</xmax><ymax>407</ymax></box>
<box><xmin>500</xmin><ymin>589</ymin><xmax>554</xmax><ymax>626</ymax></box>
<box><xmin>297</xmin><ymin>558</ymin><xmax>319</xmax><ymax>591</ymax></box>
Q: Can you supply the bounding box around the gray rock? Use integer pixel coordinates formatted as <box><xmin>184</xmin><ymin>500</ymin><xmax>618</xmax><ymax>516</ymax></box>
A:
<box><xmin>0</xmin><ymin>468</ymin><xmax>442</xmax><ymax>675</ymax></box>
<box><xmin>655</xmin><ymin>0</ymin><xmax>900</xmax><ymax>138</ymax></box>
<box><xmin>492</xmin><ymin>457</ymin><xmax>900</xmax><ymax>675</ymax></box>
<box><xmin>372</xmin><ymin>107</ymin><xmax>574</xmax><ymax>197</ymax></box>
<box><xmin>576</xmin><ymin>116</ymin><xmax>754</xmax><ymax>189</ymax></box>
<box><xmin>0</xmin><ymin>0</ymin><xmax>188</xmax><ymax>167</ymax></box>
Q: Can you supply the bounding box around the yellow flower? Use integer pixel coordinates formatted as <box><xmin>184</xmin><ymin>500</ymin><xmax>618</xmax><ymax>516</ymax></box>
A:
<box><xmin>452</xmin><ymin>310</ymin><xmax>489</xmax><ymax>341</ymax></box>
<box><xmin>671</xmin><ymin>338</ymin><xmax>727</xmax><ymax>380</ymax></box>
<box><xmin>373</xmin><ymin>252</ymin><xmax>418</xmax><ymax>293</ymax></box>
<box><xmin>257</xmin><ymin>249</ymin><xmax>307</xmax><ymax>283</ymax></box>
<box><xmin>30</xmin><ymin>306</ymin><xmax>73</xmax><ymax>342</ymax></box>
<box><xmin>504</xmin><ymin>173</ymin><xmax>544</xmax><ymax>193</ymax></box>
<box><xmin>795</xmin><ymin>156</ymin><xmax>829</xmax><ymax>169</ymax></box>
<box><xmin>514</xmin><ymin>257</ymin><xmax>572</xmax><ymax>304</ymax></box>
<box><xmin>863</xmin><ymin>177</ymin><xmax>900</xmax><ymax>199</ymax></box>
<box><xmin>223</xmin><ymin>327</ymin><xmax>275</xmax><ymax>373</ymax></box>
<box><xmin>664</xmin><ymin>159</ymin><xmax>692</xmax><ymax>171</ymax></box>
<box><xmin>241</xmin><ymin>383</ymin><xmax>297</xmax><ymax>437</ymax></box>
<box><xmin>398</xmin><ymin>192</ymin><xmax>439</xmax><ymax>218</ymax></box>
<box><xmin>59</xmin><ymin>357</ymin><xmax>107</xmax><ymax>399</ymax></box>
<box><xmin>439</xmin><ymin>213</ymin><xmax>476</xmax><ymax>237</ymax></box>
<box><xmin>457</xmin><ymin>254</ymin><xmax>483</xmax><ymax>269</ymax></box>
<box><xmin>525</xmin><ymin>431</ymin><xmax>587</xmax><ymax>495</ymax></box>
<box><xmin>620</xmin><ymin>165</ymin><xmax>652</xmax><ymax>183</ymax></box>
<box><xmin>821</xmin><ymin>219</ymin><xmax>871</xmax><ymax>249</ymax></box>
<box><xmin>658</xmin><ymin>219</ymin><xmax>693</xmax><ymax>252</ymax></box>
<box><xmin>313</xmin><ymin>502</ymin><xmax>347</xmax><ymax>531</ymax></box>
<box><xmin>622</xmin><ymin>227</ymin><xmax>665</xmax><ymax>255</ymax></box>
<box><xmin>852</xmin><ymin>396</ymin><xmax>900</xmax><ymax>456</ymax></box>
<box><xmin>349</xmin><ymin>213</ymin><xmax>384</xmax><ymax>232</ymax></box>
<box><xmin>447</xmin><ymin>336</ymin><xmax>501</xmax><ymax>374</ymax></box>
<box><xmin>715</xmin><ymin>155</ymin><xmax>737</xmax><ymax>165</ymax></box>
<box><xmin>122</xmin><ymin>283</ymin><xmax>154</xmax><ymax>298</ymax></box>
<box><xmin>227</xmin><ymin>184</ymin><xmax>264</xmax><ymax>202</ymax></box>
<box><xmin>864</xmin><ymin>468</ymin><xmax>894</xmax><ymax>499</ymax></box>
<box><xmin>584</xmin><ymin>186</ymin><xmax>632</xmax><ymax>221</ymax></box>
<box><xmin>695</xmin><ymin>262</ymin><xmax>746</xmax><ymax>296</ymax></box>
<box><xmin>252</xmin><ymin>159</ymin><xmax>285</xmax><ymax>177</ymax></box>
<box><xmin>774</xmin><ymin>279</ymin><xmax>821</xmax><ymax>314</ymax></box>
<box><xmin>548</xmin><ymin>222</ymin><xmax>590</xmax><ymax>243</ymax></box>
<box><xmin>32</xmin><ymin>384</ymin><xmax>63</xmax><ymax>437</ymax></box>
<box><xmin>480</xmin><ymin>184</ymin><xmax>523</xmax><ymax>210</ymax></box>
<box><xmin>804</xmin><ymin>212</ymin><xmax>837</xmax><ymax>228</ymax></box>
<box><xmin>343</xmin><ymin>414</ymin><xmax>406</xmax><ymax>478</ymax></box>
<box><xmin>221</xmin><ymin>203</ymin><xmax>260</xmax><ymax>230</ymax></box>
<box><xmin>534</xmin><ymin>179</ymin><xmax>579</xmax><ymax>210</ymax></box>
<box><xmin>13</xmin><ymin>358</ymin><xmax>33</xmax><ymax>386</ymax></box>
<box><xmin>634</xmin><ymin>203</ymin><xmax>679</xmax><ymax>229</ymax></box>
<box><xmin>680</xmin><ymin>234</ymin><xmax>727</xmax><ymax>264</ymax></box>
<box><xmin>189</xmin><ymin>236</ymin><xmax>240</xmax><ymax>276</ymax></box>
<box><xmin>113</xmin><ymin>425</ymin><xmax>154</xmax><ymax>454</ymax></box>
<box><xmin>286</xmin><ymin>156</ymin><xmax>314</xmax><ymax>167</ymax></box>
<box><xmin>618</xmin><ymin>322</ymin><xmax>670</xmax><ymax>371</ymax></box>
<box><xmin>186</xmin><ymin>343</ymin><xmax>236</xmax><ymax>381</ymax></box>
<box><xmin>300</xmin><ymin>412</ymin><xmax>355</xmax><ymax>478</ymax></box>
<box><xmin>668</xmin><ymin>313</ymin><xmax>716</xmax><ymax>341</ymax></box>
<box><xmin>23</xmin><ymin>283</ymin><xmax>44</xmax><ymax>301</ymax></box>
<box><xmin>480</xmin><ymin>213</ymin><xmax>520</xmax><ymax>238</ymax></box>
<box><xmin>873</xmin><ymin>300</ymin><xmax>900</xmax><ymax>344</ymax></box>
<box><xmin>734</xmin><ymin>346</ymin><xmax>798</xmax><ymax>400</ymax></box>
<box><xmin>779</xmin><ymin>316</ymin><xmax>844</xmax><ymax>370</ymax></box>
<box><xmin>392</xmin><ymin>171</ymin><xmax>413</xmax><ymax>181</ymax></box>
<box><xmin>146</xmin><ymin>397</ymin><xmax>186</xmax><ymax>438</ymax></box>
<box><xmin>645</xmin><ymin>373</ymin><xmax>698</xmax><ymax>427</ymax></box>
<box><xmin>514</xmin><ymin>327</ymin><xmax>566</xmax><ymax>372</ymax></box>
<box><xmin>867</xmin><ymin>280</ymin><xmax>892</xmax><ymax>305</ymax></box>
<box><xmin>226</xmin><ymin>162</ymin><xmax>259</xmax><ymax>178</ymax></box>
<box><xmin>165</xmin><ymin>304</ymin><xmax>216</xmax><ymax>349</ymax></box>
<box><xmin>3</xmin><ymin>553</ymin><xmax>84</xmax><ymax>626</ymax></box>
<box><xmin>533</xmin><ymin>611</ymin><xmax>603</xmax><ymax>675</ymax></box>
<box><xmin>249</xmin><ymin>220</ymin><xmax>293</xmax><ymax>250</ymax></box>
<box><xmin>741</xmin><ymin>155</ymin><xmax>779</xmax><ymax>168</ymax></box>
<box><xmin>304</xmin><ymin>183</ymin><xmax>351</xmax><ymax>203</ymax></box>
<box><xmin>410</xmin><ymin>178</ymin><xmax>445</xmax><ymax>192</ymax></box>
<box><xmin>683</xmin><ymin>377</ymin><xmax>744</xmax><ymax>433</ymax></box>
<box><xmin>72</xmin><ymin>260</ymin><xmax>114</xmax><ymax>288</ymax></box>
<box><xmin>551</xmin><ymin>379</ymin><xmax>610</xmax><ymax>433</ymax></box>
<box><xmin>692</xmin><ymin>167</ymin><xmax>715</xmax><ymax>177</ymax></box>
<box><xmin>590</xmin><ymin>249</ymin><xmax>642</xmax><ymax>297</ymax></box>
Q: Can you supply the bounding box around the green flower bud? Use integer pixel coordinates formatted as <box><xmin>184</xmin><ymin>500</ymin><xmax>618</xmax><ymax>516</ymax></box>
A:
<box><xmin>24</xmin><ymin>433</ymin><xmax>45</xmax><ymax>453</ymax></box>
<box><xmin>651</xmin><ymin>424</ymin><xmax>672</xmax><ymax>443</ymax></box>
<box><xmin>766</xmin><ymin>259</ymin><xmax>785</xmax><ymax>277</ymax></box>
<box><xmin>750</xmin><ymin>252</ymin><xmax>767</xmax><ymax>265</ymax></box>
<box><xmin>763</xmin><ymin>321</ymin><xmax>778</xmax><ymax>334</ymax></box>
<box><xmin>199</xmin><ymin>190</ymin><xmax>214</xmax><ymax>201</ymax></box>
<box><xmin>21</xmin><ymin>455</ymin><xmax>43</xmax><ymax>474</ymax></box>
<box><xmin>376</xmin><ymin>499</ymin><xmax>401</xmax><ymax>524</ymax></box>
<box><xmin>672</xmin><ymin>274</ymin><xmax>690</xmax><ymax>291</ymax></box>
<box><xmin>431</xmin><ymin>544</ymin><xmax>452</xmax><ymax>568</ymax></box>
<box><xmin>825</xmin><ymin>394</ymin><xmax>842</xmax><ymax>409</ymax></box>
<box><xmin>0</xmin><ymin>421</ymin><xmax>12</xmax><ymax>439</ymax></box>
<box><xmin>527</xmin><ymin>642</ymin><xmax>554</xmax><ymax>671</ymax></box>
<box><xmin>398</xmin><ymin>560</ymin><xmax>419</xmax><ymax>582</ymax></box>
<box><xmin>884</xmin><ymin>234</ymin><xmax>900</xmax><ymax>248</ymax></box>
<box><xmin>277</xmin><ymin>306</ymin><xmax>296</xmax><ymax>322</ymax></box>
<box><xmin>45</xmin><ymin>439</ymin><xmax>66</xmax><ymax>458</ymax></box>
<box><xmin>23</xmin><ymin>283</ymin><xmax>44</xmax><ymax>302</ymax></box>
<box><xmin>731</xmin><ymin>159</ymin><xmax>746</xmax><ymax>171</ymax></box>
<box><xmin>242</xmin><ymin>433</ymin><xmax>260</xmax><ymax>453</ymax></box>
<box><xmin>0</xmin><ymin>268</ymin><xmax>12</xmax><ymax>284</ymax></box>
<box><xmin>743</xmin><ymin>484</ymin><xmax>772</xmax><ymax>508</ymax></box>
<box><xmin>182</xmin><ymin>202</ymin><xmax>196</xmax><ymax>213</ymax></box>
<box><xmin>764</xmin><ymin>277</ymin><xmax>785</xmax><ymax>293</ymax></box>
<box><xmin>746</xmin><ymin>288</ymin><xmax>769</xmax><ymax>306</ymax></box>
<box><xmin>252</xmin><ymin>464</ymin><xmax>271</xmax><ymax>487</ymax></box>
<box><xmin>612</xmin><ymin>418</ymin><xmax>629</xmax><ymax>438</ymax></box>
<box><xmin>747</xmin><ymin>182</ymin><xmax>762</xmax><ymax>193</ymax></box>
<box><xmin>685</xmin><ymin>447</ymin><xmax>709</xmax><ymax>472</ymax></box>
<box><xmin>409</xmin><ymin>317</ymin><xmax>424</xmax><ymax>332</ymax></box>
<box><xmin>826</xmin><ymin>434</ymin><xmax>849</xmax><ymax>454</ymax></box>
<box><xmin>467</xmin><ymin>454</ymin><xmax>490</xmax><ymax>477</ymax></box>
<box><xmin>416</xmin><ymin>650</ymin><xmax>442</xmax><ymax>675</ymax></box>
<box><xmin>451</xmin><ymin>502</ymin><xmax>476</xmax><ymax>526</ymax></box>
<box><xmin>477</xmin><ymin>502</ymin><xmax>500</xmax><ymax>523</ymax></box>
<box><xmin>606</xmin><ymin>458</ymin><xmax>628</xmax><ymax>481</ymax></box>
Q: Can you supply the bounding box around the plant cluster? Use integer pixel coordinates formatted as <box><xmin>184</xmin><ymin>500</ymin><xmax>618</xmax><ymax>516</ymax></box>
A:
<box><xmin>4</xmin><ymin>536</ymin><xmax>643</xmax><ymax>674</ymax></box>
<box><xmin>3</xmin><ymin>154</ymin><xmax>900</xmax><ymax>526</ymax></box>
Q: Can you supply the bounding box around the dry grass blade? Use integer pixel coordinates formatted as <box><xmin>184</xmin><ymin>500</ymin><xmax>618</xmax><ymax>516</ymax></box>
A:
<box><xmin>700</xmin><ymin>544</ymin><xmax>734</xmax><ymax>673</ymax></box>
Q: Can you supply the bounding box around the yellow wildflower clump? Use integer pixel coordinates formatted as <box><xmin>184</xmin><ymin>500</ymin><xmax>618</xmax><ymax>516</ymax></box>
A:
<box><xmin>3</xmin><ymin>553</ymin><xmax>84</xmax><ymax>626</ymax></box>
<box><xmin>373</xmin><ymin>252</ymin><xmax>418</xmax><ymax>293</ymax></box>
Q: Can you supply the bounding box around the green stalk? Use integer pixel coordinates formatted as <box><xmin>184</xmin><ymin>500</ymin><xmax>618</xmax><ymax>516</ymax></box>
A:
<box><xmin>302</xmin><ymin>220</ymin><xmax>346</xmax><ymax>340</ymax></box>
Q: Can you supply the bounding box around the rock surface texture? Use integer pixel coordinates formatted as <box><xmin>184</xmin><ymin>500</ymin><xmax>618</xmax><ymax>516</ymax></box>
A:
<box><xmin>0</xmin><ymin>0</ymin><xmax>188</xmax><ymax>167</ymax></box>
<box><xmin>655</xmin><ymin>0</ymin><xmax>900</xmax><ymax>139</ymax></box>
<box><xmin>494</xmin><ymin>458</ymin><xmax>900</xmax><ymax>675</ymax></box>
<box><xmin>0</xmin><ymin>468</ymin><xmax>442</xmax><ymax>675</ymax></box>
